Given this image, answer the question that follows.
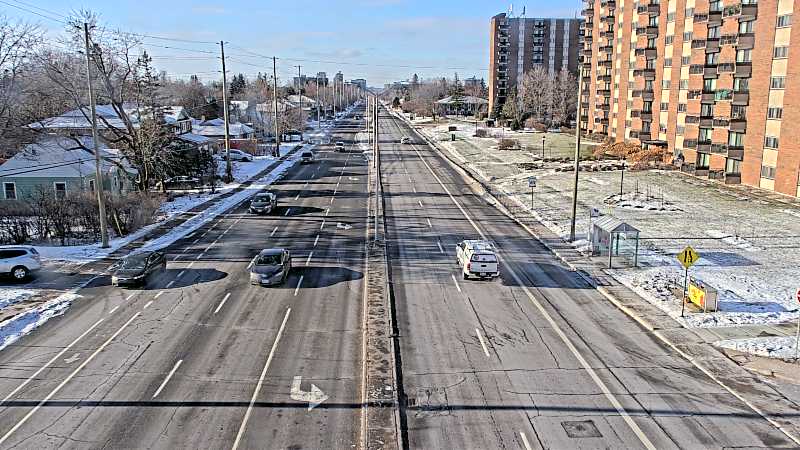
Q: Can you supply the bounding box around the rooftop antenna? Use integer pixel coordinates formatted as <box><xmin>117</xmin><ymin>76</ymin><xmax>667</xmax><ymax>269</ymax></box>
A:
<box><xmin>521</xmin><ymin>6</ymin><xmax>526</xmax><ymax>18</ymax></box>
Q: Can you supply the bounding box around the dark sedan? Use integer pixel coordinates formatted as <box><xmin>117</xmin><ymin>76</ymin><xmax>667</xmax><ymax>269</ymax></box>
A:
<box><xmin>249</xmin><ymin>248</ymin><xmax>292</xmax><ymax>286</ymax></box>
<box><xmin>111</xmin><ymin>251</ymin><xmax>166</xmax><ymax>287</ymax></box>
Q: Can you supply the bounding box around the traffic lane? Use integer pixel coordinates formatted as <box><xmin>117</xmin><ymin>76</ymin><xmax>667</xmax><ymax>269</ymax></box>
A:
<box><xmin>396</xmin><ymin>117</ymin><xmax>796</xmax><ymax>448</ymax></box>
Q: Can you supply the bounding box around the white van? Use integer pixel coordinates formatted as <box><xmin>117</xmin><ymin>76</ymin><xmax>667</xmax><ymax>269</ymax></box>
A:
<box><xmin>456</xmin><ymin>240</ymin><xmax>499</xmax><ymax>280</ymax></box>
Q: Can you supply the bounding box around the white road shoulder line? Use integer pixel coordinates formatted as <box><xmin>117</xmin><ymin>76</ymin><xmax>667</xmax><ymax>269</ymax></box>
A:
<box><xmin>214</xmin><ymin>293</ymin><xmax>231</xmax><ymax>314</ymax></box>
<box><xmin>143</xmin><ymin>300</ymin><xmax>154</xmax><ymax>309</ymax></box>
<box><xmin>154</xmin><ymin>291</ymin><xmax>164</xmax><ymax>299</ymax></box>
<box><xmin>294</xmin><ymin>275</ymin><xmax>304</xmax><ymax>296</ymax></box>
<box><xmin>0</xmin><ymin>312</ymin><xmax>141</xmax><ymax>446</ymax></box>
<box><xmin>427</xmin><ymin>218</ymin><xmax>433</xmax><ymax>228</ymax></box>
<box><xmin>450</xmin><ymin>274</ymin><xmax>462</xmax><ymax>293</ymax></box>
<box><xmin>412</xmin><ymin>143</ymin><xmax>657</xmax><ymax>450</ymax></box>
<box><xmin>231</xmin><ymin>307</ymin><xmax>292</xmax><ymax>450</ymax></box>
<box><xmin>108</xmin><ymin>305</ymin><xmax>120</xmax><ymax>315</ymax></box>
<box><xmin>476</xmin><ymin>328</ymin><xmax>491</xmax><ymax>357</ymax></box>
<box><xmin>284</xmin><ymin>208</ymin><xmax>292</xmax><ymax>216</ymax></box>
<box><xmin>313</xmin><ymin>235</ymin><xmax>320</xmax><ymax>247</ymax></box>
<box><xmin>520</xmin><ymin>432</ymin><xmax>533</xmax><ymax>450</ymax></box>
<box><xmin>305</xmin><ymin>252</ymin><xmax>313</xmax><ymax>266</ymax></box>
<box><xmin>152</xmin><ymin>359</ymin><xmax>183</xmax><ymax>398</ymax></box>
<box><xmin>437</xmin><ymin>241</ymin><xmax>444</xmax><ymax>254</ymax></box>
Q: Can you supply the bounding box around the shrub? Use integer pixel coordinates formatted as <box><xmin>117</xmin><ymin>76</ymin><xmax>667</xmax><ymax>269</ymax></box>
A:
<box><xmin>498</xmin><ymin>138</ymin><xmax>520</xmax><ymax>150</ymax></box>
<box><xmin>474</xmin><ymin>128</ymin><xmax>488</xmax><ymax>138</ymax></box>
<box><xmin>0</xmin><ymin>201</ymin><xmax>34</xmax><ymax>244</ymax></box>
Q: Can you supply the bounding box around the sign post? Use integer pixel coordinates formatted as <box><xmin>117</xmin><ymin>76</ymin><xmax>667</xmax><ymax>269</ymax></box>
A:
<box><xmin>677</xmin><ymin>246</ymin><xmax>700</xmax><ymax>317</ymax></box>
<box><xmin>795</xmin><ymin>288</ymin><xmax>800</xmax><ymax>362</ymax></box>
<box><xmin>528</xmin><ymin>176</ymin><xmax>537</xmax><ymax>209</ymax></box>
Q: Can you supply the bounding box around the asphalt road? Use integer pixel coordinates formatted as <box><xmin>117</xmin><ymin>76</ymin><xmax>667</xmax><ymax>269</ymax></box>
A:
<box><xmin>380</xmin><ymin>110</ymin><xmax>797</xmax><ymax>449</ymax></box>
<box><xmin>0</xmin><ymin>112</ymin><xmax>369</xmax><ymax>449</ymax></box>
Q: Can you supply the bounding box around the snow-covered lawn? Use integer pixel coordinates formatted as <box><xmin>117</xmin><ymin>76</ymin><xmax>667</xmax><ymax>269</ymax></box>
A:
<box><xmin>0</xmin><ymin>291</ymin><xmax>78</xmax><ymax>352</ymax></box>
<box><xmin>407</xmin><ymin>113</ymin><xmax>800</xmax><ymax>347</ymax></box>
<box><xmin>716</xmin><ymin>336</ymin><xmax>800</xmax><ymax>360</ymax></box>
<box><xmin>0</xmin><ymin>289</ymin><xmax>34</xmax><ymax>310</ymax></box>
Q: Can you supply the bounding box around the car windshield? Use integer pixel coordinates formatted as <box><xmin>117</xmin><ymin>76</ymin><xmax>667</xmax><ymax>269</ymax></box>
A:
<box><xmin>256</xmin><ymin>253</ymin><xmax>282</xmax><ymax>265</ymax></box>
<box><xmin>118</xmin><ymin>254</ymin><xmax>148</xmax><ymax>269</ymax></box>
<box><xmin>302</xmin><ymin>152</ymin><xmax>312</xmax><ymax>157</ymax></box>
<box><xmin>254</xmin><ymin>194</ymin><xmax>272</xmax><ymax>201</ymax></box>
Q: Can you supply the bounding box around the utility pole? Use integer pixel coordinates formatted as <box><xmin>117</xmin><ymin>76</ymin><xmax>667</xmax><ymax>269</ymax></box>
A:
<box><xmin>272</xmin><ymin>56</ymin><xmax>281</xmax><ymax>157</ymax></box>
<box><xmin>333</xmin><ymin>81</ymin><xmax>337</xmax><ymax>119</ymax></box>
<box><xmin>316</xmin><ymin>75</ymin><xmax>321</xmax><ymax>131</ymax></box>
<box><xmin>83</xmin><ymin>22</ymin><xmax>109</xmax><ymax>248</ymax></box>
<box><xmin>569</xmin><ymin>66</ymin><xmax>584</xmax><ymax>242</ymax></box>
<box><xmin>296</xmin><ymin>65</ymin><xmax>303</xmax><ymax>141</ymax></box>
<box><xmin>220</xmin><ymin>41</ymin><xmax>233</xmax><ymax>181</ymax></box>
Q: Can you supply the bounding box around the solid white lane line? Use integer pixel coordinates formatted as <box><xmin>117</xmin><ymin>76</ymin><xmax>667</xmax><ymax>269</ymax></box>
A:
<box><xmin>108</xmin><ymin>305</ymin><xmax>120</xmax><ymax>314</ymax></box>
<box><xmin>222</xmin><ymin>229</ymin><xmax>229</xmax><ymax>236</ymax></box>
<box><xmin>284</xmin><ymin>208</ymin><xmax>292</xmax><ymax>216</ymax></box>
<box><xmin>476</xmin><ymin>328</ymin><xmax>491</xmax><ymax>357</ymax></box>
<box><xmin>181</xmin><ymin>247</ymin><xmax>190</xmax><ymax>254</ymax></box>
<box><xmin>330</xmin><ymin>196</ymin><xmax>335</xmax><ymax>204</ymax></box>
<box><xmin>437</xmin><ymin>241</ymin><xmax>444</xmax><ymax>254</ymax></box>
<box><xmin>154</xmin><ymin>291</ymin><xmax>164</xmax><ymax>299</ymax></box>
<box><xmin>0</xmin><ymin>312</ymin><xmax>141</xmax><ymax>446</ymax></box>
<box><xmin>152</xmin><ymin>359</ymin><xmax>183</xmax><ymax>398</ymax></box>
<box><xmin>418</xmin><ymin>200</ymin><xmax>424</xmax><ymax>207</ymax></box>
<box><xmin>271</xmin><ymin>226</ymin><xmax>278</xmax><ymax>237</ymax></box>
<box><xmin>427</xmin><ymin>218</ymin><xmax>433</xmax><ymax>228</ymax></box>
<box><xmin>214</xmin><ymin>293</ymin><xmax>231</xmax><ymax>314</ymax></box>
<box><xmin>143</xmin><ymin>300</ymin><xmax>154</xmax><ymax>309</ymax></box>
<box><xmin>305</xmin><ymin>252</ymin><xmax>313</xmax><ymax>266</ymax></box>
<box><xmin>166</xmin><ymin>280</ymin><xmax>175</xmax><ymax>288</ymax></box>
<box><xmin>192</xmin><ymin>238</ymin><xmax>200</xmax><ymax>244</ymax></box>
<box><xmin>0</xmin><ymin>318</ymin><xmax>104</xmax><ymax>406</ymax></box>
<box><xmin>172</xmin><ymin>255</ymin><xmax>182</xmax><ymax>262</ymax></box>
<box><xmin>412</xmin><ymin>145</ymin><xmax>658</xmax><ymax>450</ymax></box>
<box><xmin>177</xmin><ymin>270</ymin><xmax>185</xmax><ymax>278</ymax></box>
<box><xmin>313</xmin><ymin>235</ymin><xmax>320</xmax><ymax>247</ymax></box>
<box><xmin>187</xmin><ymin>262</ymin><xmax>195</xmax><ymax>269</ymax></box>
<box><xmin>520</xmin><ymin>432</ymin><xmax>533</xmax><ymax>450</ymax></box>
<box><xmin>325</xmin><ymin>208</ymin><xmax>330</xmax><ymax>217</ymax></box>
<box><xmin>231</xmin><ymin>308</ymin><xmax>291</xmax><ymax>450</ymax></box>
<box><xmin>320</xmin><ymin>220</ymin><xmax>326</xmax><ymax>230</ymax></box>
<box><xmin>294</xmin><ymin>276</ymin><xmax>304</xmax><ymax>296</ymax></box>
<box><xmin>450</xmin><ymin>274</ymin><xmax>462</xmax><ymax>293</ymax></box>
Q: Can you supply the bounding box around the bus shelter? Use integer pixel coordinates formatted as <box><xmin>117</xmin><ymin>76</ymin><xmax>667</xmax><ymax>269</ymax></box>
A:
<box><xmin>589</xmin><ymin>216</ymin><xmax>640</xmax><ymax>268</ymax></box>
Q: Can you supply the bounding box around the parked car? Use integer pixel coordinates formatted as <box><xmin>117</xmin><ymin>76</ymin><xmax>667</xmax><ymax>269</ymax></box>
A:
<box><xmin>335</xmin><ymin>142</ymin><xmax>346</xmax><ymax>152</ymax></box>
<box><xmin>300</xmin><ymin>151</ymin><xmax>315</xmax><ymax>164</ymax></box>
<box><xmin>0</xmin><ymin>246</ymin><xmax>41</xmax><ymax>281</ymax></box>
<box><xmin>162</xmin><ymin>176</ymin><xmax>200</xmax><ymax>190</ymax></box>
<box><xmin>227</xmin><ymin>149</ymin><xmax>253</xmax><ymax>162</ymax></box>
<box><xmin>249</xmin><ymin>192</ymin><xmax>278</xmax><ymax>215</ymax></box>
<box><xmin>249</xmin><ymin>248</ymin><xmax>292</xmax><ymax>286</ymax></box>
<box><xmin>111</xmin><ymin>251</ymin><xmax>166</xmax><ymax>287</ymax></box>
<box><xmin>456</xmin><ymin>240</ymin><xmax>500</xmax><ymax>280</ymax></box>
<box><xmin>400</xmin><ymin>137</ymin><xmax>412</xmax><ymax>144</ymax></box>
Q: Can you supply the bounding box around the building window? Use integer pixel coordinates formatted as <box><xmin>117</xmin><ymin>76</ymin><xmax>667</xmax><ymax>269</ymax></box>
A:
<box><xmin>706</xmin><ymin>52</ymin><xmax>719</xmax><ymax>65</ymax></box>
<box><xmin>734</xmin><ymin>77</ymin><xmax>750</xmax><ymax>92</ymax></box>
<box><xmin>701</xmin><ymin>104</ymin><xmax>715</xmax><ymax>117</ymax></box>
<box><xmin>739</xmin><ymin>20</ymin><xmax>754</xmax><ymax>34</ymax></box>
<box><xmin>731</xmin><ymin>105</ymin><xmax>747</xmax><ymax>119</ymax></box>
<box><xmin>767</xmin><ymin>107</ymin><xmax>783</xmax><ymax>119</ymax></box>
<box><xmin>699</xmin><ymin>128</ymin><xmax>713</xmax><ymax>142</ymax></box>
<box><xmin>666</xmin><ymin>35</ymin><xmax>674</xmax><ymax>45</ymax></box>
<box><xmin>771</xmin><ymin>76</ymin><xmax>786</xmax><ymax>89</ymax></box>
<box><xmin>726</xmin><ymin>158</ymin><xmax>741</xmax><ymax>175</ymax></box>
<box><xmin>667</xmin><ymin>12</ymin><xmax>676</xmax><ymax>22</ymax></box>
<box><xmin>3</xmin><ymin>182</ymin><xmax>15</xmax><ymax>200</ymax></box>
<box><xmin>709</xmin><ymin>0</ymin><xmax>722</xmax><ymax>12</ymax></box>
<box><xmin>761</xmin><ymin>165</ymin><xmax>776</xmax><ymax>179</ymax></box>
<box><xmin>54</xmin><ymin>182</ymin><xmax>67</xmax><ymax>199</ymax></box>
<box><xmin>677</xmin><ymin>125</ymin><xmax>685</xmax><ymax>134</ymax></box>
<box><xmin>665</xmin><ymin>57</ymin><xmax>672</xmax><ymax>67</ymax></box>
<box><xmin>683</xmin><ymin>31</ymin><xmax>693</xmax><ymax>41</ymax></box>
<box><xmin>777</xmin><ymin>14</ymin><xmax>792</xmax><ymax>28</ymax></box>
<box><xmin>774</xmin><ymin>46</ymin><xmax>789</xmax><ymax>59</ymax></box>
<box><xmin>662</xmin><ymin>79</ymin><xmax>671</xmax><ymax>89</ymax></box>
<box><xmin>728</xmin><ymin>131</ymin><xmax>744</xmax><ymax>147</ymax></box>
<box><xmin>736</xmin><ymin>49</ymin><xmax>752</xmax><ymax>63</ymax></box>
<box><xmin>764</xmin><ymin>136</ymin><xmax>780</xmax><ymax>148</ymax></box>
<box><xmin>708</xmin><ymin>26</ymin><xmax>721</xmax><ymax>39</ymax></box>
<box><xmin>685</xmin><ymin>7</ymin><xmax>694</xmax><ymax>18</ymax></box>
<box><xmin>681</xmin><ymin>56</ymin><xmax>691</xmax><ymax>65</ymax></box>
<box><xmin>679</xmin><ymin>79</ymin><xmax>689</xmax><ymax>89</ymax></box>
<box><xmin>660</xmin><ymin>102</ymin><xmax>669</xmax><ymax>110</ymax></box>
<box><xmin>697</xmin><ymin>153</ymin><xmax>710</xmax><ymax>169</ymax></box>
<box><xmin>678</xmin><ymin>103</ymin><xmax>687</xmax><ymax>112</ymax></box>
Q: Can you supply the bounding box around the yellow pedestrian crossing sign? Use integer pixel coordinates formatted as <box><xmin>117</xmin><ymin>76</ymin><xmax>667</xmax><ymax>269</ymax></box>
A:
<box><xmin>677</xmin><ymin>246</ymin><xmax>700</xmax><ymax>269</ymax></box>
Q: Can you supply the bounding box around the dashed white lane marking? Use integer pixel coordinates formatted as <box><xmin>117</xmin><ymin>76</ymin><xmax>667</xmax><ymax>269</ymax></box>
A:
<box><xmin>412</xmin><ymin>186</ymin><xmax>417</xmax><ymax>193</ymax></box>
<box><xmin>320</xmin><ymin>220</ymin><xmax>326</xmax><ymax>230</ymax></box>
<box><xmin>325</xmin><ymin>208</ymin><xmax>330</xmax><ymax>217</ymax></box>
<box><xmin>143</xmin><ymin>300</ymin><xmax>154</xmax><ymax>309</ymax></box>
<box><xmin>173</xmin><ymin>255</ymin><xmax>182</xmax><ymax>262</ymax></box>
<box><xmin>109</xmin><ymin>305</ymin><xmax>120</xmax><ymax>314</ymax></box>
<box><xmin>0</xmin><ymin>317</ymin><xmax>105</xmax><ymax>407</ymax></box>
<box><xmin>231</xmin><ymin>308</ymin><xmax>291</xmax><ymax>450</ymax></box>
<box><xmin>166</xmin><ymin>280</ymin><xmax>175</xmax><ymax>288</ymax></box>
<box><xmin>314</xmin><ymin>235</ymin><xmax>320</xmax><ymax>247</ymax></box>
<box><xmin>294</xmin><ymin>275</ymin><xmax>304</xmax><ymax>296</ymax></box>
<box><xmin>476</xmin><ymin>328</ymin><xmax>491</xmax><ymax>357</ymax></box>
<box><xmin>181</xmin><ymin>247</ymin><xmax>190</xmax><ymax>254</ymax></box>
<box><xmin>295</xmin><ymin>193</ymin><xmax>300</xmax><ymax>201</ymax></box>
<box><xmin>192</xmin><ymin>238</ymin><xmax>200</xmax><ymax>244</ymax></box>
<box><xmin>437</xmin><ymin>241</ymin><xmax>444</xmax><ymax>254</ymax></box>
<box><xmin>418</xmin><ymin>200</ymin><xmax>424</xmax><ymax>207</ymax></box>
<box><xmin>305</xmin><ymin>252</ymin><xmax>313</xmax><ymax>266</ymax></box>
<box><xmin>0</xmin><ymin>312</ymin><xmax>141</xmax><ymax>446</ymax></box>
<box><xmin>450</xmin><ymin>274</ymin><xmax>462</xmax><ymax>293</ymax></box>
<box><xmin>222</xmin><ymin>229</ymin><xmax>229</xmax><ymax>236</ymax></box>
<box><xmin>214</xmin><ymin>293</ymin><xmax>231</xmax><ymax>314</ymax></box>
<box><xmin>124</xmin><ymin>293</ymin><xmax>136</xmax><ymax>302</ymax></box>
<box><xmin>520</xmin><ymin>432</ymin><xmax>533</xmax><ymax>450</ymax></box>
<box><xmin>271</xmin><ymin>226</ymin><xmax>278</xmax><ymax>237</ymax></box>
<box><xmin>284</xmin><ymin>208</ymin><xmax>292</xmax><ymax>216</ymax></box>
<box><xmin>152</xmin><ymin>359</ymin><xmax>183</xmax><ymax>398</ymax></box>
<box><xmin>427</xmin><ymin>218</ymin><xmax>432</xmax><ymax>228</ymax></box>
<box><xmin>154</xmin><ymin>291</ymin><xmax>164</xmax><ymax>299</ymax></box>
<box><xmin>187</xmin><ymin>262</ymin><xmax>195</xmax><ymax>269</ymax></box>
<box><xmin>330</xmin><ymin>196</ymin><xmax>335</xmax><ymax>204</ymax></box>
<box><xmin>177</xmin><ymin>270</ymin><xmax>185</xmax><ymax>278</ymax></box>
<box><xmin>195</xmin><ymin>251</ymin><xmax>205</xmax><ymax>260</ymax></box>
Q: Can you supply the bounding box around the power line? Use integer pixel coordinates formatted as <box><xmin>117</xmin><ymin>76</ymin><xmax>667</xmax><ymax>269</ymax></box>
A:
<box><xmin>0</xmin><ymin>0</ymin><xmax>66</xmax><ymax>24</ymax></box>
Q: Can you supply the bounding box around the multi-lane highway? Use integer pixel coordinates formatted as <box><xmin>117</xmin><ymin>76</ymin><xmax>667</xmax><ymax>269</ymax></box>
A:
<box><xmin>379</xmin><ymin>109</ymin><xmax>796</xmax><ymax>449</ymax></box>
<box><xmin>0</xmin><ymin>114</ymin><xmax>369</xmax><ymax>449</ymax></box>
<box><xmin>0</xmin><ymin>104</ymin><xmax>795</xmax><ymax>450</ymax></box>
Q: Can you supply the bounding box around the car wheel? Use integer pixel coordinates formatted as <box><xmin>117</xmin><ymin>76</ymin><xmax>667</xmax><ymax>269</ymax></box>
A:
<box><xmin>462</xmin><ymin>272</ymin><xmax>468</xmax><ymax>280</ymax></box>
<box><xmin>11</xmin><ymin>266</ymin><xmax>29</xmax><ymax>281</ymax></box>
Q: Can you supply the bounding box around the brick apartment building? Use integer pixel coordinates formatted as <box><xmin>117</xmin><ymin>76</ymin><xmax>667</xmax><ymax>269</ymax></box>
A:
<box><xmin>488</xmin><ymin>13</ymin><xmax>583</xmax><ymax>116</ymax></box>
<box><xmin>581</xmin><ymin>0</ymin><xmax>800</xmax><ymax>198</ymax></box>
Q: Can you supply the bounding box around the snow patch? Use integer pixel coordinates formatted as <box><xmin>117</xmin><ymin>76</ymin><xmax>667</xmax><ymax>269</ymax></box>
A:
<box><xmin>716</xmin><ymin>336</ymin><xmax>800</xmax><ymax>360</ymax></box>
<box><xmin>0</xmin><ymin>289</ymin><xmax>35</xmax><ymax>309</ymax></box>
<box><xmin>0</xmin><ymin>291</ymin><xmax>78</xmax><ymax>352</ymax></box>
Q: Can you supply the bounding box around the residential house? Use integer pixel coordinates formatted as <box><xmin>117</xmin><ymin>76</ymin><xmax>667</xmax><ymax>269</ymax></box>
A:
<box><xmin>435</xmin><ymin>95</ymin><xmax>489</xmax><ymax>116</ymax></box>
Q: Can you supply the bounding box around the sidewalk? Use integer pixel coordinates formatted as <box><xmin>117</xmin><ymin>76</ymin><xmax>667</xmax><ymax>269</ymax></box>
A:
<box><xmin>393</xmin><ymin>110</ymin><xmax>800</xmax><ymax>443</ymax></box>
<box><xmin>0</xmin><ymin>144</ymin><xmax>306</xmax><ymax>350</ymax></box>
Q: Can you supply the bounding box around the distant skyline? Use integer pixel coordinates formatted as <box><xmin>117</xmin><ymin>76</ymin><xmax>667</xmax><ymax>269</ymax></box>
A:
<box><xmin>8</xmin><ymin>1</ymin><xmax>582</xmax><ymax>86</ymax></box>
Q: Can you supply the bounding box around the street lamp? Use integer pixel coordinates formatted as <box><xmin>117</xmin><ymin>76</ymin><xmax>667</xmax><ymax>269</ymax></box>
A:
<box><xmin>541</xmin><ymin>136</ymin><xmax>546</xmax><ymax>159</ymax></box>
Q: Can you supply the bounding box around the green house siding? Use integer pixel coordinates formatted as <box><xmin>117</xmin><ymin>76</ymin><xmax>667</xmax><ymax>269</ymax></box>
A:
<box><xmin>1</xmin><ymin>173</ymin><xmax>132</xmax><ymax>201</ymax></box>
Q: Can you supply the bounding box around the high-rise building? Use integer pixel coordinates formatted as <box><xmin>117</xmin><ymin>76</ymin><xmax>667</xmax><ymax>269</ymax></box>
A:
<box><xmin>582</xmin><ymin>0</ymin><xmax>800</xmax><ymax>197</ymax></box>
<box><xmin>350</xmin><ymin>78</ymin><xmax>368</xmax><ymax>90</ymax></box>
<box><xmin>316</xmin><ymin>72</ymin><xmax>329</xmax><ymax>86</ymax></box>
<box><xmin>489</xmin><ymin>13</ymin><xmax>583</xmax><ymax>116</ymax></box>
<box><xmin>334</xmin><ymin>72</ymin><xmax>344</xmax><ymax>87</ymax></box>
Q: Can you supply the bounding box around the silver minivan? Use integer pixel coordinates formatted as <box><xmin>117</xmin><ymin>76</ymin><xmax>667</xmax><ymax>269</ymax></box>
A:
<box><xmin>0</xmin><ymin>246</ymin><xmax>42</xmax><ymax>281</ymax></box>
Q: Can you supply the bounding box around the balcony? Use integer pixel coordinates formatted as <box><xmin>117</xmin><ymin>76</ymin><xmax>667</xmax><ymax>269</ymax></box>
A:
<box><xmin>697</xmin><ymin>141</ymin><xmax>712</xmax><ymax>153</ymax></box>
<box><xmin>708</xmin><ymin>10</ymin><xmax>723</xmax><ymax>25</ymax></box>
<box><xmin>582</xmin><ymin>7</ymin><xmax>594</xmax><ymax>16</ymax></box>
<box><xmin>715</xmin><ymin>89</ymin><xmax>733</xmax><ymax>101</ymax></box>
<box><xmin>685</xmin><ymin>115</ymin><xmax>700</xmax><ymax>124</ymax></box>
<box><xmin>737</xmin><ymin>33</ymin><xmax>755</xmax><ymax>49</ymax></box>
<box><xmin>598</xmin><ymin>74</ymin><xmax>612</xmax><ymax>82</ymax></box>
<box><xmin>706</xmin><ymin>38</ymin><xmax>720</xmax><ymax>52</ymax></box>
<box><xmin>642</xmin><ymin>90</ymin><xmax>654</xmax><ymax>101</ymax></box>
<box><xmin>725</xmin><ymin>172</ymin><xmax>742</xmax><ymax>184</ymax></box>
<box><xmin>598</xmin><ymin>103</ymin><xmax>611</xmax><ymax>111</ymax></box>
<box><xmin>640</xmin><ymin>111</ymin><xmax>653</xmax><ymax>121</ymax></box>
<box><xmin>727</xmin><ymin>146</ymin><xmax>745</xmax><ymax>160</ymax></box>
<box><xmin>700</xmin><ymin>117</ymin><xmax>714</xmax><ymax>128</ymax></box>
<box><xmin>704</xmin><ymin>66</ymin><xmax>718</xmax><ymax>78</ymax></box>
<box><xmin>701</xmin><ymin>91</ymin><xmax>716</xmax><ymax>103</ymax></box>
<box><xmin>732</xmin><ymin>91</ymin><xmax>749</xmax><ymax>105</ymax></box>
<box><xmin>735</xmin><ymin>63</ymin><xmax>752</xmax><ymax>77</ymax></box>
<box><xmin>741</xmin><ymin>3</ymin><xmax>758</xmax><ymax>20</ymax></box>
<box><xmin>729</xmin><ymin>118</ymin><xmax>747</xmax><ymax>132</ymax></box>
<box><xmin>634</xmin><ymin>68</ymin><xmax>656</xmax><ymax>79</ymax></box>
<box><xmin>598</xmin><ymin>59</ymin><xmax>613</xmax><ymax>67</ymax></box>
<box><xmin>600</xmin><ymin>45</ymin><xmax>614</xmax><ymax>53</ymax></box>
<box><xmin>717</xmin><ymin>63</ymin><xmax>735</xmax><ymax>73</ymax></box>
<box><xmin>692</xmin><ymin>39</ymin><xmax>707</xmax><ymax>49</ymax></box>
<box><xmin>598</xmin><ymin>88</ymin><xmax>612</xmax><ymax>96</ymax></box>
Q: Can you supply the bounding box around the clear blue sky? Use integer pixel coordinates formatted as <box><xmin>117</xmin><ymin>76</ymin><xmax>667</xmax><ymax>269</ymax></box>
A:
<box><xmin>13</xmin><ymin>0</ymin><xmax>581</xmax><ymax>86</ymax></box>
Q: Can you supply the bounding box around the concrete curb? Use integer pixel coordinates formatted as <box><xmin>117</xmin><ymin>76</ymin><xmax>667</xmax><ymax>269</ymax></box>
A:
<box><xmin>391</xmin><ymin>110</ymin><xmax>800</xmax><ymax>446</ymax></box>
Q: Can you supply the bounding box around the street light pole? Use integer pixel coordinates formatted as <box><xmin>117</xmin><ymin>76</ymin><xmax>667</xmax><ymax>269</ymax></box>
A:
<box><xmin>272</xmin><ymin>56</ymin><xmax>281</xmax><ymax>157</ymax></box>
<box><xmin>219</xmin><ymin>41</ymin><xmax>233</xmax><ymax>182</ymax></box>
<box><xmin>569</xmin><ymin>65</ymin><xmax>584</xmax><ymax>242</ymax></box>
<box><xmin>83</xmin><ymin>22</ymin><xmax>109</xmax><ymax>248</ymax></box>
<box><xmin>296</xmin><ymin>65</ymin><xmax>302</xmax><ymax>141</ymax></box>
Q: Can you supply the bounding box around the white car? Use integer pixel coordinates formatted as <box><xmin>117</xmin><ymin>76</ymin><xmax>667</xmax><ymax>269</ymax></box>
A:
<box><xmin>300</xmin><ymin>151</ymin><xmax>315</xmax><ymax>164</ymax></box>
<box><xmin>227</xmin><ymin>149</ymin><xmax>253</xmax><ymax>162</ymax></box>
<box><xmin>0</xmin><ymin>246</ymin><xmax>42</xmax><ymax>281</ymax></box>
<box><xmin>456</xmin><ymin>240</ymin><xmax>499</xmax><ymax>280</ymax></box>
<box><xmin>335</xmin><ymin>142</ymin><xmax>346</xmax><ymax>152</ymax></box>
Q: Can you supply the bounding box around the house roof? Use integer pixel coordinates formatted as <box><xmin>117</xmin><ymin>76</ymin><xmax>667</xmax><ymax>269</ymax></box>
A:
<box><xmin>178</xmin><ymin>133</ymin><xmax>211</xmax><ymax>145</ymax></box>
<box><xmin>0</xmin><ymin>136</ymin><xmax>134</xmax><ymax>179</ymax></box>
<box><xmin>191</xmin><ymin>119</ymin><xmax>254</xmax><ymax>137</ymax></box>
<box><xmin>287</xmin><ymin>95</ymin><xmax>318</xmax><ymax>106</ymax></box>
<box><xmin>592</xmin><ymin>216</ymin><xmax>640</xmax><ymax>234</ymax></box>
<box><xmin>436</xmin><ymin>95</ymin><xmax>489</xmax><ymax>105</ymax></box>
<box><xmin>30</xmin><ymin>104</ymin><xmax>144</xmax><ymax>131</ymax></box>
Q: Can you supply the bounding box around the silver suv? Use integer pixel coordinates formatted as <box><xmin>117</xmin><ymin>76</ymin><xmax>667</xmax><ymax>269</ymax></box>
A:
<box><xmin>0</xmin><ymin>246</ymin><xmax>42</xmax><ymax>281</ymax></box>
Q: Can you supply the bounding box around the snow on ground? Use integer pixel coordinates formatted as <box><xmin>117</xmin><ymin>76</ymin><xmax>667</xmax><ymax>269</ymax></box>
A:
<box><xmin>0</xmin><ymin>289</ymin><xmax>34</xmax><ymax>310</ymax></box>
<box><xmin>408</xmin><ymin>113</ymin><xmax>800</xmax><ymax>338</ymax></box>
<box><xmin>716</xmin><ymin>336</ymin><xmax>800</xmax><ymax>360</ymax></box>
<box><xmin>0</xmin><ymin>291</ymin><xmax>78</xmax><ymax>352</ymax></box>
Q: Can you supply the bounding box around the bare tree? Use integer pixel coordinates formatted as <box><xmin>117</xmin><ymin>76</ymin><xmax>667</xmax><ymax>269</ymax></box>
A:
<box><xmin>520</xmin><ymin>66</ymin><xmax>552</xmax><ymax>124</ymax></box>
<box><xmin>550</xmin><ymin>67</ymin><xmax>577</xmax><ymax>127</ymax></box>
